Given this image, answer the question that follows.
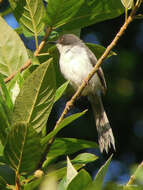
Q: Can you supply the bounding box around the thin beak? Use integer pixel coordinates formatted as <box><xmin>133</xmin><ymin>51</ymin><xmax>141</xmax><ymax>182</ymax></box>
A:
<box><xmin>47</xmin><ymin>41</ymin><xmax>57</xmax><ymax>45</ymax></box>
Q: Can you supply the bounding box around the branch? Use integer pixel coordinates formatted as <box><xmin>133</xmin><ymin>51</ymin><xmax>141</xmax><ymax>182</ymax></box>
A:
<box><xmin>4</xmin><ymin>27</ymin><xmax>52</xmax><ymax>84</ymax></box>
<box><xmin>37</xmin><ymin>0</ymin><xmax>142</xmax><ymax>169</ymax></box>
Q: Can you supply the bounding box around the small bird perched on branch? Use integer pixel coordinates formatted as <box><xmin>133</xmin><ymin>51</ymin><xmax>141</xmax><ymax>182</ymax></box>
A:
<box><xmin>51</xmin><ymin>34</ymin><xmax>115</xmax><ymax>153</ymax></box>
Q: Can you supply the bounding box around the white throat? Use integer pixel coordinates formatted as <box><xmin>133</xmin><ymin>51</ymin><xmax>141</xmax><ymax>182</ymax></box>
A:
<box><xmin>56</xmin><ymin>44</ymin><xmax>72</xmax><ymax>54</ymax></box>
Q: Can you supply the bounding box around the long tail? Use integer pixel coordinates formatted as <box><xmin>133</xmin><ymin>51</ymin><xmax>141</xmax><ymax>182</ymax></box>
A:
<box><xmin>89</xmin><ymin>94</ymin><xmax>115</xmax><ymax>153</ymax></box>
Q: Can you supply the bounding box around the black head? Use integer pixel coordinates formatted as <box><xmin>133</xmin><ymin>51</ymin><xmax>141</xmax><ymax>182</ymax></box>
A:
<box><xmin>57</xmin><ymin>34</ymin><xmax>81</xmax><ymax>45</ymax></box>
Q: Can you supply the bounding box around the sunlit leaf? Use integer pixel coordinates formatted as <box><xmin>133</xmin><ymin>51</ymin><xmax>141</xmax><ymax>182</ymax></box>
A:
<box><xmin>39</xmin><ymin>175</ymin><xmax>58</xmax><ymax>190</ymax></box>
<box><xmin>9</xmin><ymin>0</ymin><xmax>46</xmax><ymax>40</ymax></box>
<box><xmin>73</xmin><ymin>153</ymin><xmax>98</xmax><ymax>164</ymax></box>
<box><xmin>0</xmin><ymin>16</ymin><xmax>29</xmax><ymax>77</ymax></box>
<box><xmin>7</xmin><ymin>73</ymin><xmax>24</xmax><ymax>104</ymax></box>
<box><xmin>66</xmin><ymin>156</ymin><xmax>78</xmax><ymax>186</ymax></box>
<box><xmin>12</xmin><ymin>59</ymin><xmax>56</xmax><ymax>132</ymax></box>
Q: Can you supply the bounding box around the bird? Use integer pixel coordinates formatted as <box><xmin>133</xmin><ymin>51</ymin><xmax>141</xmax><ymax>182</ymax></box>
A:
<box><xmin>52</xmin><ymin>34</ymin><xmax>115</xmax><ymax>153</ymax></box>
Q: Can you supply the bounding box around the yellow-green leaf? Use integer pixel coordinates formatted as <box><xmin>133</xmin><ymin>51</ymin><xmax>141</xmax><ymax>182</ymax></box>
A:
<box><xmin>12</xmin><ymin>59</ymin><xmax>56</xmax><ymax>132</ymax></box>
<box><xmin>0</xmin><ymin>16</ymin><xmax>28</xmax><ymax>77</ymax></box>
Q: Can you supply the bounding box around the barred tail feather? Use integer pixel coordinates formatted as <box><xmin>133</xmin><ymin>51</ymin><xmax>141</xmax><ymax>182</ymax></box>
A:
<box><xmin>89</xmin><ymin>94</ymin><xmax>115</xmax><ymax>153</ymax></box>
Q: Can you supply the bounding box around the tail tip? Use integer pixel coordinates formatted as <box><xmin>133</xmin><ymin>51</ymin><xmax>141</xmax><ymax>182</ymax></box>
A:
<box><xmin>99</xmin><ymin>128</ymin><xmax>116</xmax><ymax>153</ymax></box>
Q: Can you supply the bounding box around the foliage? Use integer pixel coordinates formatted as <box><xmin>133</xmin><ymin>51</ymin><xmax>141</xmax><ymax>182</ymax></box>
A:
<box><xmin>0</xmin><ymin>0</ymin><xmax>142</xmax><ymax>189</ymax></box>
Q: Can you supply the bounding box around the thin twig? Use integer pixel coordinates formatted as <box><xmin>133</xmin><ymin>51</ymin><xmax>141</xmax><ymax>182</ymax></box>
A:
<box><xmin>4</xmin><ymin>59</ymin><xmax>32</xmax><ymax>83</ymax></box>
<box><xmin>34</xmin><ymin>27</ymin><xmax>52</xmax><ymax>56</ymax></box>
<box><xmin>37</xmin><ymin>0</ymin><xmax>142</xmax><ymax>169</ymax></box>
<box><xmin>4</xmin><ymin>27</ymin><xmax>52</xmax><ymax>84</ymax></box>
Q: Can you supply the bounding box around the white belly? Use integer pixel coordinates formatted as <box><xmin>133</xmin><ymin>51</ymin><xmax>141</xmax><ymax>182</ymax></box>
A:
<box><xmin>59</xmin><ymin>45</ymin><xmax>101</xmax><ymax>95</ymax></box>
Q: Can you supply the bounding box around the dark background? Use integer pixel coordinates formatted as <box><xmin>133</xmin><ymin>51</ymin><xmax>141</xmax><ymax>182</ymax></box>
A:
<box><xmin>1</xmin><ymin>0</ymin><xmax>143</xmax><ymax>185</ymax></box>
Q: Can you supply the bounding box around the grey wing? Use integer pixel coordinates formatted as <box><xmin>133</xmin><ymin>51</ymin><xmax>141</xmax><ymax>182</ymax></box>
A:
<box><xmin>85</xmin><ymin>45</ymin><xmax>107</xmax><ymax>94</ymax></box>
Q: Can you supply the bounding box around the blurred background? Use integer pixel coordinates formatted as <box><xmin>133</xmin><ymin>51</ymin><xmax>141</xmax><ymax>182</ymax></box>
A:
<box><xmin>1</xmin><ymin>0</ymin><xmax>143</xmax><ymax>186</ymax></box>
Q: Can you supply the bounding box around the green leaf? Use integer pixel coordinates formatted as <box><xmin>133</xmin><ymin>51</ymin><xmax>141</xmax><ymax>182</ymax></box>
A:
<box><xmin>0</xmin><ymin>176</ymin><xmax>7</xmax><ymax>189</ymax></box>
<box><xmin>0</xmin><ymin>141</ymin><xmax>4</xmax><ymax>156</ymax></box>
<box><xmin>47</xmin><ymin>138</ymin><xmax>98</xmax><ymax>158</ymax></box>
<box><xmin>45</xmin><ymin>0</ymin><xmax>84</xmax><ymax>28</ymax></box>
<box><xmin>0</xmin><ymin>94</ymin><xmax>12</xmax><ymax>124</ymax></box>
<box><xmin>0</xmin><ymin>98</ymin><xmax>12</xmax><ymax>145</ymax></box>
<box><xmin>4</xmin><ymin>122</ymin><xmax>42</xmax><ymax>174</ymax></box>
<box><xmin>41</xmin><ymin>110</ymin><xmax>87</xmax><ymax>145</ymax></box>
<box><xmin>9</xmin><ymin>0</ymin><xmax>46</xmax><ymax>41</ymax></box>
<box><xmin>46</xmin><ymin>163</ymin><xmax>84</xmax><ymax>181</ymax></box>
<box><xmin>0</xmin><ymin>165</ymin><xmax>15</xmax><ymax>186</ymax></box>
<box><xmin>43</xmin><ymin>138</ymin><xmax>98</xmax><ymax>171</ymax></box>
<box><xmin>59</xmin><ymin>0</ymin><xmax>124</xmax><ymax>31</ymax></box>
<box><xmin>121</xmin><ymin>0</ymin><xmax>134</xmax><ymax>9</ymax></box>
<box><xmin>92</xmin><ymin>154</ymin><xmax>113</xmax><ymax>190</ymax></box>
<box><xmin>24</xmin><ymin>178</ymin><xmax>42</xmax><ymax>190</ymax></box>
<box><xmin>67</xmin><ymin>169</ymin><xmax>92</xmax><ymax>190</ymax></box>
<box><xmin>12</xmin><ymin>59</ymin><xmax>56</xmax><ymax>132</ymax></box>
<box><xmin>0</xmin><ymin>108</ymin><xmax>9</xmax><ymax>145</ymax></box>
<box><xmin>54</xmin><ymin>81</ymin><xmax>69</xmax><ymax>103</ymax></box>
<box><xmin>0</xmin><ymin>75</ymin><xmax>13</xmax><ymax>110</ymax></box>
<box><xmin>0</xmin><ymin>16</ymin><xmax>29</xmax><ymax>78</ymax></box>
<box><xmin>58</xmin><ymin>176</ymin><xmax>67</xmax><ymax>190</ymax></box>
<box><xmin>73</xmin><ymin>153</ymin><xmax>98</xmax><ymax>164</ymax></box>
<box><xmin>87</xmin><ymin>43</ymin><xmax>117</xmax><ymax>59</ymax></box>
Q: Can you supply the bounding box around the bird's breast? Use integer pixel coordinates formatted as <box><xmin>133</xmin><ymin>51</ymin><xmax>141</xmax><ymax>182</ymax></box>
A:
<box><xmin>59</xmin><ymin>46</ymin><xmax>101</xmax><ymax>95</ymax></box>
